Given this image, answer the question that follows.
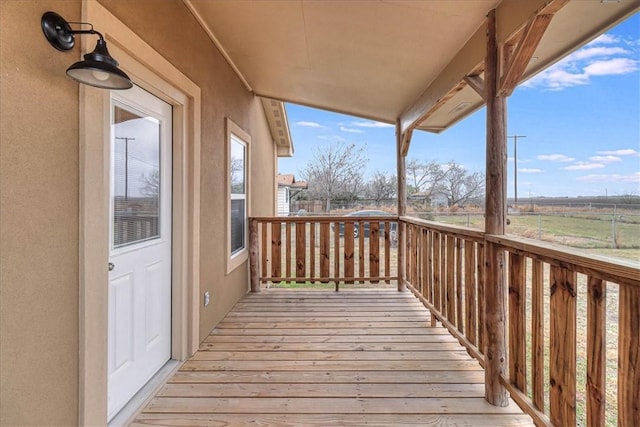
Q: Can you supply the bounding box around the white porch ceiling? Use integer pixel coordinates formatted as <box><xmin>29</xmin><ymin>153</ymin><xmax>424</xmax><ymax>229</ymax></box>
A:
<box><xmin>184</xmin><ymin>0</ymin><xmax>638</xmax><ymax>133</ymax></box>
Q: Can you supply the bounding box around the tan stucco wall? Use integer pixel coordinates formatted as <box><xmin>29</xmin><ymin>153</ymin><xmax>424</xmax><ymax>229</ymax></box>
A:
<box><xmin>1</xmin><ymin>0</ymin><xmax>275</xmax><ymax>424</ymax></box>
<box><xmin>0</xmin><ymin>1</ymin><xmax>81</xmax><ymax>425</ymax></box>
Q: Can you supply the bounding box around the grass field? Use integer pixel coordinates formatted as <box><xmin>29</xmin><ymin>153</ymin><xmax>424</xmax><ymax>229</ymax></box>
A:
<box><xmin>431</xmin><ymin>212</ymin><xmax>640</xmax><ymax>262</ymax></box>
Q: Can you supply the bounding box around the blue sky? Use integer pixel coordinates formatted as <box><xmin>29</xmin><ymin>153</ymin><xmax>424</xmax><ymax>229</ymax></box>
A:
<box><xmin>279</xmin><ymin>13</ymin><xmax>640</xmax><ymax>198</ymax></box>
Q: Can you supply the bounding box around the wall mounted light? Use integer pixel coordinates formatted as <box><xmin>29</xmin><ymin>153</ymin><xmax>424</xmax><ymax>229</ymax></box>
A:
<box><xmin>41</xmin><ymin>11</ymin><xmax>132</xmax><ymax>90</ymax></box>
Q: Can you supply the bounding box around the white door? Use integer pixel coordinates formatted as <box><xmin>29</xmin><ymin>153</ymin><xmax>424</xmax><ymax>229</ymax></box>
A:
<box><xmin>108</xmin><ymin>85</ymin><xmax>172</xmax><ymax>420</ymax></box>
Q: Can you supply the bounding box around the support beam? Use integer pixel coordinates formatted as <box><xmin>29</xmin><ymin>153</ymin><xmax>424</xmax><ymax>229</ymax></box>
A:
<box><xmin>399</xmin><ymin>0</ymin><xmax>569</xmax><ymax>138</ymax></box>
<box><xmin>400</xmin><ymin>128</ymin><xmax>413</xmax><ymax>157</ymax></box>
<box><xmin>396</xmin><ymin>120</ymin><xmax>407</xmax><ymax>292</ymax></box>
<box><xmin>484</xmin><ymin>8</ymin><xmax>509</xmax><ymax>407</ymax></box>
<box><xmin>499</xmin><ymin>14</ymin><xmax>553</xmax><ymax>96</ymax></box>
<box><xmin>464</xmin><ymin>75</ymin><xmax>486</xmax><ymax>100</ymax></box>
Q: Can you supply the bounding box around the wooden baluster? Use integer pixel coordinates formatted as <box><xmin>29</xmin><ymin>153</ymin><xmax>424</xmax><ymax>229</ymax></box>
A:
<box><xmin>447</xmin><ymin>235</ymin><xmax>455</xmax><ymax>323</ymax></box>
<box><xmin>531</xmin><ymin>259</ymin><xmax>544</xmax><ymax>412</ymax></box>
<box><xmin>295</xmin><ymin>221</ymin><xmax>306</xmax><ymax>282</ymax></box>
<box><xmin>433</xmin><ymin>232</ymin><xmax>441</xmax><ymax>315</ymax></box>
<box><xmin>370</xmin><ymin>221</ymin><xmax>380</xmax><ymax>283</ymax></box>
<box><xmin>358</xmin><ymin>219</ymin><xmax>365</xmax><ymax>284</ymax></box>
<box><xmin>249</xmin><ymin>218</ymin><xmax>260</xmax><ymax>292</ymax></box>
<box><xmin>344</xmin><ymin>222</ymin><xmax>355</xmax><ymax>284</ymax></box>
<box><xmin>411</xmin><ymin>226</ymin><xmax>420</xmax><ymax>286</ymax></box>
<box><xmin>618</xmin><ymin>283</ymin><xmax>639</xmax><ymax>427</ymax></box>
<box><xmin>271</xmin><ymin>222</ymin><xmax>282</xmax><ymax>282</ymax></box>
<box><xmin>334</xmin><ymin>220</ymin><xmax>340</xmax><ymax>291</ymax></box>
<box><xmin>422</xmin><ymin>228</ymin><xmax>429</xmax><ymax>298</ymax></box>
<box><xmin>509</xmin><ymin>252</ymin><xmax>527</xmax><ymax>393</ymax></box>
<box><xmin>320</xmin><ymin>222</ymin><xmax>330</xmax><ymax>283</ymax></box>
<box><xmin>427</xmin><ymin>229</ymin><xmax>436</xmax><ymax>327</ymax></box>
<box><xmin>456</xmin><ymin>238</ymin><xmax>463</xmax><ymax>332</ymax></box>
<box><xmin>477</xmin><ymin>243</ymin><xmax>485</xmax><ymax>353</ymax></box>
<box><xmin>309</xmin><ymin>222</ymin><xmax>316</xmax><ymax>283</ymax></box>
<box><xmin>586</xmin><ymin>276</ymin><xmax>605</xmax><ymax>426</ymax></box>
<box><xmin>465</xmin><ymin>240</ymin><xmax>477</xmax><ymax>345</ymax></box>
<box><xmin>285</xmin><ymin>222</ymin><xmax>292</xmax><ymax>281</ymax></box>
<box><xmin>550</xmin><ymin>265</ymin><xmax>577</xmax><ymax>427</ymax></box>
<box><xmin>384</xmin><ymin>220</ymin><xmax>391</xmax><ymax>284</ymax></box>
<box><xmin>261</xmin><ymin>220</ymin><xmax>268</xmax><ymax>281</ymax></box>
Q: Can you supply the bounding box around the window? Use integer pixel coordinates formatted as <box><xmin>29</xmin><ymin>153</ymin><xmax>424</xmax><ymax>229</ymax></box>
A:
<box><xmin>230</xmin><ymin>136</ymin><xmax>246</xmax><ymax>255</ymax></box>
<box><xmin>226</xmin><ymin>119</ymin><xmax>250</xmax><ymax>272</ymax></box>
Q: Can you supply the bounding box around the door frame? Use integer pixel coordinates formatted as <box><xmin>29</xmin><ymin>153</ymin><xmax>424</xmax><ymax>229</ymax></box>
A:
<box><xmin>78</xmin><ymin>1</ymin><xmax>201</xmax><ymax>424</ymax></box>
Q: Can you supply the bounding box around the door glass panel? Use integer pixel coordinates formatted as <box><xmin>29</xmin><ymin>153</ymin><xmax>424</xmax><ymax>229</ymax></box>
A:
<box><xmin>113</xmin><ymin>106</ymin><xmax>161</xmax><ymax>248</ymax></box>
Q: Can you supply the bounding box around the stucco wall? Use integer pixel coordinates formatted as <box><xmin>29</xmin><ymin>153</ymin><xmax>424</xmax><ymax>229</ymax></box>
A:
<box><xmin>0</xmin><ymin>1</ymin><xmax>82</xmax><ymax>425</ymax></box>
<box><xmin>1</xmin><ymin>0</ymin><xmax>276</xmax><ymax>424</ymax></box>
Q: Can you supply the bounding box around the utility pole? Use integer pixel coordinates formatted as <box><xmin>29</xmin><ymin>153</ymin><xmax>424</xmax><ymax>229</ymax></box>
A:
<box><xmin>508</xmin><ymin>135</ymin><xmax>526</xmax><ymax>207</ymax></box>
<box><xmin>116</xmin><ymin>136</ymin><xmax>136</xmax><ymax>201</ymax></box>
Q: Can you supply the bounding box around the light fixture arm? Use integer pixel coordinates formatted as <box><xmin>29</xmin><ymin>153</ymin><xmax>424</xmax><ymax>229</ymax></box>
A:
<box><xmin>41</xmin><ymin>11</ymin><xmax>132</xmax><ymax>90</ymax></box>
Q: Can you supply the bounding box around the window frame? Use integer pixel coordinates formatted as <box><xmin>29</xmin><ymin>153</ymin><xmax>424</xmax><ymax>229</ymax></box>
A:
<box><xmin>226</xmin><ymin>118</ymin><xmax>251</xmax><ymax>273</ymax></box>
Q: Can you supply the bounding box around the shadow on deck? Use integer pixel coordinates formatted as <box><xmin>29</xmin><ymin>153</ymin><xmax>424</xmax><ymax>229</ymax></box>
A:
<box><xmin>132</xmin><ymin>289</ymin><xmax>533</xmax><ymax>426</ymax></box>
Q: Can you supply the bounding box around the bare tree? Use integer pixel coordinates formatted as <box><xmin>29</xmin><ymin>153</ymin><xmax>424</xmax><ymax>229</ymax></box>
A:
<box><xmin>406</xmin><ymin>159</ymin><xmax>448</xmax><ymax>197</ymax></box>
<box><xmin>302</xmin><ymin>142</ymin><xmax>368</xmax><ymax>212</ymax></box>
<box><xmin>440</xmin><ymin>161</ymin><xmax>485</xmax><ymax>206</ymax></box>
<box><xmin>365</xmin><ymin>171</ymin><xmax>396</xmax><ymax>205</ymax></box>
<box><xmin>140</xmin><ymin>169</ymin><xmax>160</xmax><ymax>197</ymax></box>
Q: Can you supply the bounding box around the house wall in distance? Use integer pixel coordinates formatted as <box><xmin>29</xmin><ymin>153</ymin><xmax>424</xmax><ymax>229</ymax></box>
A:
<box><xmin>0</xmin><ymin>0</ymin><xmax>276</xmax><ymax>425</ymax></box>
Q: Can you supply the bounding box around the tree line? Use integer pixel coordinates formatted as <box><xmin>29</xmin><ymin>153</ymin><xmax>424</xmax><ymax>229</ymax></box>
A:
<box><xmin>300</xmin><ymin>142</ymin><xmax>485</xmax><ymax>210</ymax></box>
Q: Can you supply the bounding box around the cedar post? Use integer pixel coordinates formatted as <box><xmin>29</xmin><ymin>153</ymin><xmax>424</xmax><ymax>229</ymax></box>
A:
<box><xmin>484</xmin><ymin>8</ymin><xmax>509</xmax><ymax>406</ymax></box>
<box><xmin>396</xmin><ymin>119</ymin><xmax>407</xmax><ymax>292</ymax></box>
<box><xmin>249</xmin><ymin>218</ymin><xmax>260</xmax><ymax>292</ymax></box>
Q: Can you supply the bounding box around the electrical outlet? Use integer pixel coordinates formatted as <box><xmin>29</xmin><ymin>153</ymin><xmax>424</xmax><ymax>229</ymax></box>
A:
<box><xmin>204</xmin><ymin>291</ymin><xmax>210</xmax><ymax>306</ymax></box>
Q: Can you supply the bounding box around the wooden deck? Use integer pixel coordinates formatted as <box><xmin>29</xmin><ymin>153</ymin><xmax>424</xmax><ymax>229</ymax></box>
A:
<box><xmin>132</xmin><ymin>289</ymin><xmax>534</xmax><ymax>426</ymax></box>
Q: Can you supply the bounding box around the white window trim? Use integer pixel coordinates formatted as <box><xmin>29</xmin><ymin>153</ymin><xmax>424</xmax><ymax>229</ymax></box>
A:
<box><xmin>226</xmin><ymin>118</ymin><xmax>251</xmax><ymax>274</ymax></box>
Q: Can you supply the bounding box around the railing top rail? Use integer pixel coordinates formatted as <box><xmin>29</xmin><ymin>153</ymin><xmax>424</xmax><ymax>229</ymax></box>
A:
<box><xmin>486</xmin><ymin>234</ymin><xmax>639</xmax><ymax>287</ymax></box>
<box><xmin>399</xmin><ymin>216</ymin><xmax>485</xmax><ymax>241</ymax></box>
<box><xmin>251</xmin><ymin>215</ymin><xmax>400</xmax><ymax>223</ymax></box>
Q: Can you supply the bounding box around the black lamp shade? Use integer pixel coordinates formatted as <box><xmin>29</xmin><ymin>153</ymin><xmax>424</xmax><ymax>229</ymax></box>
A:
<box><xmin>66</xmin><ymin>38</ymin><xmax>132</xmax><ymax>90</ymax></box>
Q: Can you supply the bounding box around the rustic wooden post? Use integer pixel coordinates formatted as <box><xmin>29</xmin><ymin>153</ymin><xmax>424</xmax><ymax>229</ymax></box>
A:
<box><xmin>484</xmin><ymin>8</ymin><xmax>509</xmax><ymax>406</ymax></box>
<box><xmin>396</xmin><ymin>119</ymin><xmax>407</xmax><ymax>292</ymax></box>
<box><xmin>249</xmin><ymin>218</ymin><xmax>260</xmax><ymax>292</ymax></box>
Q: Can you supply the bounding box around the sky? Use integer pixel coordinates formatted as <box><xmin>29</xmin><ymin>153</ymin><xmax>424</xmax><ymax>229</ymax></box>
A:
<box><xmin>279</xmin><ymin>12</ymin><xmax>640</xmax><ymax>198</ymax></box>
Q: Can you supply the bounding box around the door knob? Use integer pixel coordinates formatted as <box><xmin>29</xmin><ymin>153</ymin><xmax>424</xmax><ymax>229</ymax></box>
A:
<box><xmin>108</xmin><ymin>262</ymin><xmax>115</xmax><ymax>271</ymax></box>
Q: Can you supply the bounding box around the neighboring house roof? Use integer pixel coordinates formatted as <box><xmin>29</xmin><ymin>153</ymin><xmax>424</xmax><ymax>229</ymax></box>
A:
<box><xmin>277</xmin><ymin>174</ymin><xmax>308</xmax><ymax>189</ymax></box>
<box><xmin>185</xmin><ymin>0</ymin><xmax>637</xmax><ymax>142</ymax></box>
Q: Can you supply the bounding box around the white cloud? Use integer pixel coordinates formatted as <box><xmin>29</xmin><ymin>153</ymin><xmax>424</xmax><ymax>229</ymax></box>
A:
<box><xmin>569</xmin><ymin>46</ymin><xmax>630</xmax><ymax>61</ymax></box>
<box><xmin>577</xmin><ymin>172</ymin><xmax>640</xmax><ymax>183</ymax></box>
<box><xmin>317</xmin><ymin>135</ymin><xmax>346</xmax><ymax>143</ymax></box>
<box><xmin>339</xmin><ymin>126</ymin><xmax>365</xmax><ymax>134</ymax></box>
<box><xmin>596</xmin><ymin>149</ymin><xmax>639</xmax><ymax>156</ymax></box>
<box><xmin>537</xmin><ymin>154</ymin><xmax>575</xmax><ymax>162</ymax></box>
<box><xmin>519</xmin><ymin>168</ymin><xmax>543</xmax><ymax>173</ymax></box>
<box><xmin>522</xmin><ymin>31</ymin><xmax>639</xmax><ymax>91</ymax></box>
<box><xmin>562</xmin><ymin>162</ymin><xmax>605</xmax><ymax>171</ymax></box>
<box><xmin>589</xmin><ymin>155</ymin><xmax>622</xmax><ymax>163</ymax></box>
<box><xmin>584</xmin><ymin>58</ymin><xmax>639</xmax><ymax>76</ymax></box>
<box><xmin>351</xmin><ymin>120</ymin><xmax>394</xmax><ymax>128</ymax></box>
<box><xmin>296</xmin><ymin>121</ymin><xmax>324</xmax><ymax>128</ymax></box>
<box><xmin>587</xmin><ymin>34</ymin><xmax>619</xmax><ymax>46</ymax></box>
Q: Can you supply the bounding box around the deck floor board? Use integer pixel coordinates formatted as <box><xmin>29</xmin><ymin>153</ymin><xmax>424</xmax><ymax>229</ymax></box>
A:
<box><xmin>133</xmin><ymin>289</ymin><xmax>533</xmax><ymax>426</ymax></box>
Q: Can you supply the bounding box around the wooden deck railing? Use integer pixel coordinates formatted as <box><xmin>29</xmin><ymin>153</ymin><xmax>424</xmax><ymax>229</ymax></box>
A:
<box><xmin>249</xmin><ymin>215</ymin><xmax>639</xmax><ymax>426</ymax></box>
<box><xmin>250</xmin><ymin>216</ymin><xmax>398</xmax><ymax>291</ymax></box>
<box><xmin>400</xmin><ymin>216</ymin><xmax>639</xmax><ymax>427</ymax></box>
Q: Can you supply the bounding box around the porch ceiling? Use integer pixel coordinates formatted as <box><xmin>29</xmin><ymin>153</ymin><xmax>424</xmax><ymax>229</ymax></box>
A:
<box><xmin>184</xmin><ymin>0</ymin><xmax>638</xmax><ymax>134</ymax></box>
